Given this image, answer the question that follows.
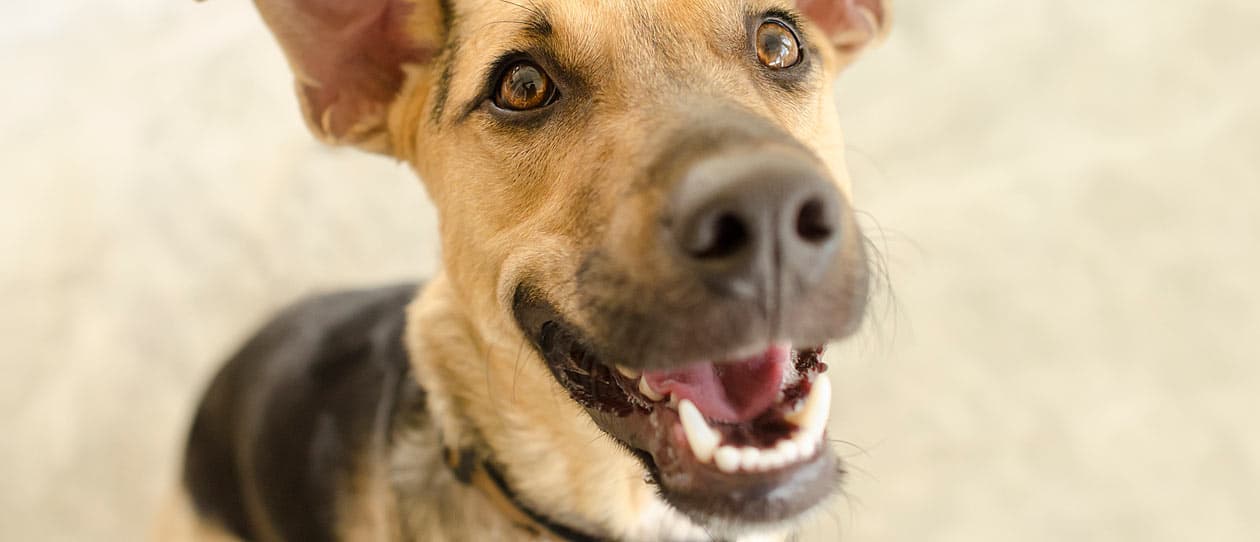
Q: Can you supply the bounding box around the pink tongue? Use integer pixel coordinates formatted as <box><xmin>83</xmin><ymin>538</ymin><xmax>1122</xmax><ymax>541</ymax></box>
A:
<box><xmin>643</xmin><ymin>345</ymin><xmax>788</xmax><ymax>423</ymax></box>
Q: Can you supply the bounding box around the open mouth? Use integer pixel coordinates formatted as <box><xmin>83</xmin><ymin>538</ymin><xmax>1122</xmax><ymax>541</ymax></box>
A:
<box><xmin>615</xmin><ymin>344</ymin><xmax>830</xmax><ymax>474</ymax></box>
<box><xmin>515</xmin><ymin>289</ymin><xmax>840</xmax><ymax>525</ymax></box>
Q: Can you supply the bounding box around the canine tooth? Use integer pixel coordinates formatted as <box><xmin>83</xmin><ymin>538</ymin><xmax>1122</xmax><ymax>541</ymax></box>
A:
<box><xmin>795</xmin><ymin>434</ymin><xmax>818</xmax><ymax>458</ymax></box>
<box><xmin>678</xmin><ymin>400</ymin><xmax>719</xmax><ymax>463</ymax></box>
<box><xmin>739</xmin><ymin>447</ymin><xmax>762</xmax><ymax>471</ymax></box>
<box><xmin>714</xmin><ymin>446</ymin><xmax>741</xmax><ymax>473</ymax></box>
<box><xmin>785</xmin><ymin>374</ymin><xmax>831</xmax><ymax>440</ymax></box>
<box><xmin>808</xmin><ymin>375</ymin><xmax>832</xmax><ymax>441</ymax></box>
<box><xmin>638</xmin><ymin>377</ymin><xmax>665</xmax><ymax>401</ymax></box>
<box><xmin>615</xmin><ymin>364</ymin><xmax>641</xmax><ymax>379</ymax></box>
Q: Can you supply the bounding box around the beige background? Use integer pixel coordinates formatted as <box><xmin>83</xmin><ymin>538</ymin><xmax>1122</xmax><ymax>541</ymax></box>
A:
<box><xmin>2</xmin><ymin>1</ymin><xmax>1257</xmax><ymax>541</ymax></box>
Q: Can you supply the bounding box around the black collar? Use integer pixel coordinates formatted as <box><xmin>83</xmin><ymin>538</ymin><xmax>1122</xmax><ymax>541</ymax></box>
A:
<box><xmin>444</xmin><ymin>447</ymin><xmax>605</xmax><ymax>542</ymax></box>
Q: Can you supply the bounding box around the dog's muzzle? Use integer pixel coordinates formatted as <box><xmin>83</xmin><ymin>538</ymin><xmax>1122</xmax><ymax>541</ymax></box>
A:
<box><xmin>513</xmin><ymin>109</ymin><xmax>868</xmax><ymax>528</ymax></box>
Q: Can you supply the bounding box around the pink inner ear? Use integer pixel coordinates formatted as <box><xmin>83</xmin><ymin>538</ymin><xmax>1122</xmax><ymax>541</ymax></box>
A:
<box><xmin>268</xmin><ymin>0</ymin><xmax>438</xmax><ymax>140</ymax></box>
<box><xmin>796</xmin><ymin>0</ymin><xmax>885</xmax><ymax>50</ymax></box>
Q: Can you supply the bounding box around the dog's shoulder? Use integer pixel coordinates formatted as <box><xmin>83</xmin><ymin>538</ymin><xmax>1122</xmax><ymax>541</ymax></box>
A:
<box><xmin>182</xmin><ymin>283</ymin><xmax>422</xmax><ymax>541</ymax></box>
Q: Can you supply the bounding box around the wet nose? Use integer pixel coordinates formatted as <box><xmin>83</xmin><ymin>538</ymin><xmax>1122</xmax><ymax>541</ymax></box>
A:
<box><xmin>668</xmin><ymin>149</ymin><xmax>843</xmax><ymax>298</ymax></box>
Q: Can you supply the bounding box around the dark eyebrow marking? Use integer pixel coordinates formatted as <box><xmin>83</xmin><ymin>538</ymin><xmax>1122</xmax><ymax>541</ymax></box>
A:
<box><xmin>429</xmin><ymin>41</ymin><xmax>461</xmax><ymax>125</ymax></box>
<box><xmin>429</xmin><ymin>0</ymin><xmax>460</xmax><ymax>125</ymax></box>
<box><xmin>521</xmin><ymin>9</ymin><xmax>553</xmax><ymax>38</ymax></box>
<box><xmin>496</xmin><ymin>0</ymin><xmax>552</xmax><ymax>37</ymax></box>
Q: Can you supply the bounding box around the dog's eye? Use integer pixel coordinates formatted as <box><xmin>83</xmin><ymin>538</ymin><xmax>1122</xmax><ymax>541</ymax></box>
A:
<box><xmin>755</xmin><ymin>20</ymin><xmax>801</xmax><ymax>69</ymax></box>
<box><xmin>494</xmin><ymin>61</ymin><xmax>556</xmax><ymax>111</ymax></box>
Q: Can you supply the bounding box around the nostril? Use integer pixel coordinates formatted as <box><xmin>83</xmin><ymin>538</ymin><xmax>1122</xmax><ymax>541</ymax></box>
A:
<box><xmin>795</xmin><ymin>198</ymin><xmax>834</xmax><ymax>244</ymax></box>
<box><xmin>691</xmin><ymin>212</ymin><xmax>749</xmax><ymax>259</ymax></box>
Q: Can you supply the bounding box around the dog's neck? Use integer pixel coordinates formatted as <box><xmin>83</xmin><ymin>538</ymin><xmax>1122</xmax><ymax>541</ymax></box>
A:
<box><xmin>385</xmin><ymin>359</ymin><xmax>599</xmax><ymax>541</ymax></box>
<box><xmin>441</xmin><ymin>446</ymin><xmax>605</xmax><ymax>541</ymax></box>
<box><xmin>398</xmin><ymin>275</ymin><xmax>793</xmax><ymax>541</ymax></box>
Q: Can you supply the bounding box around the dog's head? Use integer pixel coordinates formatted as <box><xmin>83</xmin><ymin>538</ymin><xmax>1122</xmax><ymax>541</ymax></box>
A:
<box><xmin>256</xmin><ymin>0</ymin><xmax>887</xmax><ymax>536</ymax></box>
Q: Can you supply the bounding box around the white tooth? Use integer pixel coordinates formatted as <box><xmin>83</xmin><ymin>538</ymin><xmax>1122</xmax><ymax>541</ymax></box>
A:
<box><xmin>808</xmin><ymin>375</ymin><xmax>832</xmax><ymax>441</ymax></box>
<box><xmin>668</xmin><ymin>394</ymin><xmax>680</xmax><ymax>409</ymax></box>
<box><xmin>758</xmin><ymin>450</ymin><xmax>776</xmax><ymax>471</ymax></box>
<box><xmin>678</xmin><ymin>400</ymin><xmax>720</xmax><ymax>463</ymax></box>
<box><xmin>615</xmin><ymin>364</ymin><xmax>641</xmax><ymax>379</ymax></box>
<box><xmin>785</xmin><ymin>374</ymin><xmax>832</xmax><ymax>441</ymax></box>
<box><xmin>638</xmin><ymin>377</ymin><xmax>665</xmax><ymax>401</ymax></box>
<box><xmin>775</xmin><ymin>439</ymin><xmax>801</xmax><ymax>464</ymax></box>
<box><xmin>759</xmin><ymin>449</ymin><xmax>785</xmax><ymax>470</ymax></box>
<box><xmin>795</xmin><ymin>434</ymin><xmax>818</xmax><ymax>458</ymax></box>
<box><xmin>714</xmin><ymin>446</ymin><xmax>741</xmax><ymax>473</ymax></box>
<box><xmin>739</xmin><ymin>447</ymin><xmax>762</xmax><ymax>472</ymax></box>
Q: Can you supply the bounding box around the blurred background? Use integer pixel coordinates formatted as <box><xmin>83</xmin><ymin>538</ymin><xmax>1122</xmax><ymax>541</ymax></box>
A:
<box><xmin>2</xmin><ymin>1</ymin><xmax>1257</xmax><ymax>540</ymax></box>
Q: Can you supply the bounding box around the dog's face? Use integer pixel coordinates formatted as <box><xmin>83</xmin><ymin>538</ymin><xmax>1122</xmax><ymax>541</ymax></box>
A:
<box><xmin>258</xmin><ymin>0</ymin><xmax>886</xmax><ymax>535</ymax></box>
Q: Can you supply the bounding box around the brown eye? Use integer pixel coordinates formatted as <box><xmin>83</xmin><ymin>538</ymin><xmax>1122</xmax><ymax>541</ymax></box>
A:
<box><xmin>755</xmin><ymin>20</ymin><xmax>801</xmax><ymax>69</ymax></box>
<box><xmin>495</xmin><ymin>61</ymin><xmax>554</xmax><ymax>111</ymax></box>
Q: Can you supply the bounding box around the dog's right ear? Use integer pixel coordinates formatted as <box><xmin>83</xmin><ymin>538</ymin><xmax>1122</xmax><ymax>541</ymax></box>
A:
<box><xmin>796</xmin><ymin>0</ymin><xmax>890</xmax><ymax>70</ymax></box>
<box><xmin>253</xmin><ymin>0</ymin><xmax>445</xmax><ymax>154</ymax></box>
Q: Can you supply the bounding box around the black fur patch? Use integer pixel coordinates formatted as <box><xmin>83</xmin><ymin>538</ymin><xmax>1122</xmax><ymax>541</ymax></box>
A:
<box><xmin>182</xmin><ymin>283</ymin><xmax>419</xmax><ymax>540</ymax></box>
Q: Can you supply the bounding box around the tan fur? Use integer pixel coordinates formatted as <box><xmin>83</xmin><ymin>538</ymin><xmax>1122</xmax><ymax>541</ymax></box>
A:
<box><xmin>392</xmin><ymin>4</ymin><xmax>867</xmax><ymax>537</ymax></box>
<box><xmin>166</xmin><ymin>0</ymin><xmax>887</xmax><ymax>540</ymax></box>
<box><xmin>388</xmin><ymin>3</ymin><xmax>871</xmax><ymax>536</ymax></box>
<box><xmin>335</xmin><ymin>465</ymin><xmax>402</xmax><ymax>541</ymax></box>
<box><xmin>407</xmin><ymin>275</ymin><xmax>718</xmax><ymax>540</ymax></box>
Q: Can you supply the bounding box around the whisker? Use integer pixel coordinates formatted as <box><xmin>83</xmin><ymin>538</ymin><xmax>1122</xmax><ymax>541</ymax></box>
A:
<box><xmin>493</xmin><ymin>0</ymin><xmax>544</xmax><ymax>18</ymax></box>
<box><xmin>827</xmin><ymin>437</ymin><xmax>874</xmax><ymax>459</ymax></box>
<box><xmin>472</xmin><ymin>19</ymin><xmax>536</xmax><ymax>33</ymax></box>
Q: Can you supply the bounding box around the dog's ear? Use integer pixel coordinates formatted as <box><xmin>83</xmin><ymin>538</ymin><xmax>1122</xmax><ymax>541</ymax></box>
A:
<box><xmin>796</xmin><ymin>0</ymin><xmax>889</xmax><ymax>68</ymax></box>
<box><xmin>253</xmin><ymin>0</ymin><xmax>444</xmax><ymax>154</ymax></box>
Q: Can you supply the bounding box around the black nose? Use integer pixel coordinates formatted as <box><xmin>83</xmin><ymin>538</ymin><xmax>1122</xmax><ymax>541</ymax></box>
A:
<box><xmin>668</xmin><ymin>149</ymin><xmax>843</xmax><ymax>298</ymax></box>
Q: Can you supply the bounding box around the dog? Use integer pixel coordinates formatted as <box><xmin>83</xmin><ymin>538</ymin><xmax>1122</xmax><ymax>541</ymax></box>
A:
<box><xmin>158</xmin><ymin>0</ymin><xmax>888</xmax><ymax>540</ymax></box>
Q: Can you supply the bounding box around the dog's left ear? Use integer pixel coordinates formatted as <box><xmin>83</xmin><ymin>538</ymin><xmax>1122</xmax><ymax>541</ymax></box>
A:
<box><xmin>795</xmin><ymin>0</ymin><xmax>890</xmax><ymax>69</ymax></box>
<box><xmin>253</xmin><ymin>0</ymin><xmax>445</xmax><ymax>154</ymax></box>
